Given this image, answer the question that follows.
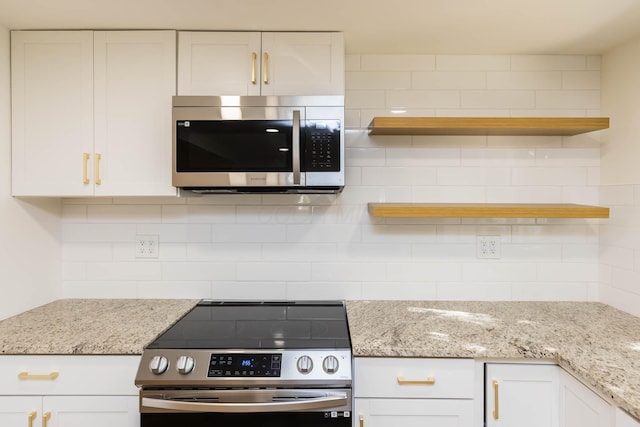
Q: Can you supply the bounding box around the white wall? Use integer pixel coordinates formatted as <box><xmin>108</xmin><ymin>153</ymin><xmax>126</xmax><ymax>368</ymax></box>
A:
<box><xmin>0</xmin><ymin>26</ymin><xmax>61</xmax><ymax>320</ymax></box>
<box><xmin>600</xmin><ymin>34</ymin><xmax>640</xmax><ymax>316</ymax></box>
<box><xmin>61</xmin><ymin>54</ymin><xmax>604</xmax><ymax>302</ymax></box>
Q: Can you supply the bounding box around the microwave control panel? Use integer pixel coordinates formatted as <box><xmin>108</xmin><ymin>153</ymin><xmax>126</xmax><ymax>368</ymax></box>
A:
<box><xmin>304</xmin><ymin>120</ymin><xmax>341</xmax><ymax>172</ymax></box>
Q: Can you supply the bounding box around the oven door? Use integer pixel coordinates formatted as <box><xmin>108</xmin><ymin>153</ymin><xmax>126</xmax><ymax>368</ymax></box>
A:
<box><xmin>140</xmin><ymin>389</ymin><xmax>352</xmax><ymax>427</ymax></box>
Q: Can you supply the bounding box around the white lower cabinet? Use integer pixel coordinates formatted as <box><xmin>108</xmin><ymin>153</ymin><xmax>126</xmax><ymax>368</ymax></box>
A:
<box><xmin>0</xmin><ymin>395</ymin><xmax>139</xmax><ymax>427</ymax></box>
<box><xmin>354</xmin><ymin>358</ymin><xmax>475</xmax><ymax>427</ymax></box>
<box><xmin>0</xmin><ymin>356</ymin><xmax>140</xmax><ymax>427</ymax></box>
<box><xmin>485</xmin><ymin>363</ymin><xmax>559</xmax><ymax>427</ymax></box>
<box><xmin>559</xmin><ymin>369</ymin><xmax>614</xmax><ymax>427</ymax></box>
<box><xmin>616</xmin><ymin>408</ymin><xmax>640</xmax><ymax>427</ymax></box>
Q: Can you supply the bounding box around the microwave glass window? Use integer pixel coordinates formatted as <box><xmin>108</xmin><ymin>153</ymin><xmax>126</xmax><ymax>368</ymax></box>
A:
<box><xmin>176</xmin><ymin>120</ymin><xmax>293</xmax><ymax>172</ymax></box>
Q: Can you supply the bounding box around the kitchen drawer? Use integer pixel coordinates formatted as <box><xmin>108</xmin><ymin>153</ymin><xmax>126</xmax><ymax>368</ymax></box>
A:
<box><xmin>0</xmin><ymin>355</ymin><xmax>140</xmax><ymax>395</ymax></box>
<box><xmin>354</xmin><ymin>357</ymin><xmax>474</xmax><ymax>398</ymax></box>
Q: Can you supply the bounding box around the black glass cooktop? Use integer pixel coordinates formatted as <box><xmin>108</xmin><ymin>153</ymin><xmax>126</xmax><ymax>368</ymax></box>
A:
<box><xmin>146</xmin><ymin>300</ymin><xmax>351</xmax><ymax>350</ymax></box>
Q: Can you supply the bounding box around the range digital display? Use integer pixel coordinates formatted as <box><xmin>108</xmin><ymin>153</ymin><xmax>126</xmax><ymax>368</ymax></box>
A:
<box><xmin>208</xmin><ymin>353</ymin><xmax>282</xmax><ymax>377</ymax></box>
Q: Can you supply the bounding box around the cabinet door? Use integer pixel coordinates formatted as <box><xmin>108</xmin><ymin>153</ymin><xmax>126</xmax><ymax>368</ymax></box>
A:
<box><xmin>11</xmin><ymin>31</ymin><xmax>94</xmax><ymax>196</ymax></box>
<box><xmin>559</xmin><ymin>370</ymin><xmax>613</xmax><ymax>427</ymax></box>
<box><xmin>44</xmin><ymin>396</ymin><xmax>139</xmax><ymax>427</ymax></box>
<box><xmin>93</xmin><ymin>30</ymin><xmax>177</xmax><ymax>196</ymax></box>
<box><xmin>355</xmin><ymin>398</ymin><xmax>474</xmax><ymax>427</ymax></box>
<box><xmin>0</xmin><ymin>396</ymin><xmax>41</xmax><ymax>427</ymax></box>
<box><xmin>486</xmin><ymin>363</ymin><xmax>559</xmax><ymax>427</ymax></box>
<box><xmin>177</xmin><ymin>31</ymin><xmax>261</xmax><ymax>96</ymax></box>
<box><xmin>261</xmin><ymin>32</ymin><xmax>344</xmax><ymax>96</ymax></box>
<box><xmin>616</xmin><ymin>408</ymin><xmax>640</xmax><ymax>427</ymax></box>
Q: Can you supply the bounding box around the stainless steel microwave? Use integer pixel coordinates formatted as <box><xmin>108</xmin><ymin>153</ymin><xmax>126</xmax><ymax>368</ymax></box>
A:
<box><xmin>172</xmin><ymin>96</ymin><xmax>344</xmax><ymax>194</ymax></box>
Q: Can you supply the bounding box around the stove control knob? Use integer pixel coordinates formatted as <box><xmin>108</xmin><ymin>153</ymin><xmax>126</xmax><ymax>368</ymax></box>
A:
<box><xmin>297</xmin><ymin>355</ymin><xmax>314</xmax><ymax>374</ymax></box>
<box><xmin>322</xmin><ymin>355</ymin><xmax>340</xmax><ymax>374</ymax></box>
<box><xmin>176</xmin><ymin>356</ymin><xmax>195</xmax><ymax>375</ymax></box>
<box><xmin>149</xmin><ymin>355</ymin><xmax>169</xmax><ymax>375</ymax></box>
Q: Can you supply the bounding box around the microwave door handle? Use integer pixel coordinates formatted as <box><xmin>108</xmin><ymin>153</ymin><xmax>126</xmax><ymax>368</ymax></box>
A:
<box><xmin>292</xmin><ymin>110</ymin><xmax>301</xmax><ymax>185</ymax></box>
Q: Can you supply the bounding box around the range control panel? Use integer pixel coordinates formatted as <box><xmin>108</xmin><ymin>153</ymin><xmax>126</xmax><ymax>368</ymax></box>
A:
<box><xmin>135</xmin><ymin>349</ymin><xmax>352</xmax><ymax>387</ymax></box>
<box><xmin>208</xmin><ymin>353</ymin><xmax>282</xmax><ymax>377</ymax></box>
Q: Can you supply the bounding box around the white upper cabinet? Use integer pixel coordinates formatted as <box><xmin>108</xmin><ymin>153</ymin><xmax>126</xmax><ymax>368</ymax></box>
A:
<box><xmin>177</xmin><ymin>31</ymin><xmax>344</xmax><ymax>96</ymax></box>
<box><xmin>178</xmin><ymin>32</ymin><xmax>262</xmax><ymax>96</ymax></box>
<box><xmin>11</xmin><ymin>30</ymin><xmax>177</xmax><ymax>197</ymax></box>
<box><xmin>93</xmin><ymin>30</ymin><xmax>176</xmax><ymax>196</ymax></box>
<box><xmin>11</xmin><ymin>31</ymin><xmax>94</xmax><ymax>197</ymax></box>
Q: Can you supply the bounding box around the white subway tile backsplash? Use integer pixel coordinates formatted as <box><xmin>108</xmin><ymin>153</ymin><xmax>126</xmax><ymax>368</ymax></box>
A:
<box><xmin>87</xmin><ymin>261</ymin><xmax>162</xmax><ymax>281</ymax></box>
<box><xmin>461</xmin><ymin>90</ymin><xmax>535</xmax><ymax>109</ymax></box>
<box><xmin>562</xmin><ymin>71</ymin><xmax>601</xmax><ymax>90</ymax></box>
<box><xmin>137</xmin><ymin>224</ymin><xmax>212</xmax><ymax>243</ymax></box>
<box><xmin>510</xmin><ymin>55</ymin><xmax>586</xmax><ymax>71</ymax></box>
<box><xmin>362</xmin><ymin>282</ymin><xmax>437</xmax><ymax>300</ymax></box>
<box><xmin>346</xmin><ymin>71</ymin><xmax>411</xmax><ymax>90</ymax></box>
<box><xmin>412</xmin><ymin>71</ymin><xmax>486</xmax><ymax>90</ymax></box>
<box><xmin>385</xmin><ymin>90</ymin><xmax>460</xmax><ymax>110</ymax></box>
<box><xmin>512</xmin><ymin>167</ymin><xmax>587</xmax><ymax>186</ymax></box>
<box><xmin>362</xmin><ymin>166</ymin><xmax>437</xmax><ymax>186</ymax></box>
<box><xmin>387</xmin><ymin>262</ymin><xmax>462</xmax><ymax>282</ymax></box>
<box><xmin>87</xmin><ymin>204</ymin><xmax>162</xmax><ymax>223</ymax></box>
<box><xmin>237</xmin><ymin>262</ymin><xmax>311</xmax><ymax>282</ymax></box>
<box><xmin>462</xmin><ymin>262</ymin><xmax>537</xmax><ymax>282</ymax></box>
<box><xmin>487</xmin><ymin>71</ymin><xmax>561</xmax><ymax>90</ymax></box>
<box><xmin>137</xmin><ymin>281</ymin><xmax>213</xmax><ymax>299</ymax></box>
<box><xmin>511</xmin><ymin>282</ymin><xmax>590</xmax><ymax>301</ymax></box>
<box><xmin>437</xmin><ymin>167</ymin><xmax>511</xmax><ymax>186</ymax></box>
<box><xmin>162</xmin><ymin>262</ymin><xmax>236</xmax><ymax>281</ymax></box>
<box><xmin>436</xmin><ymin>55</ymin><xmax>510</xmax><ymax>71</ymax></box>
<box><xmin>312</xmin><ymin>262</ymin><xmax>386</xmax><ymax>281</ymax></box>
<box><xmin>361</xmin><ymin>54</ymin><xmax>435</xmax><ymax>71</ymax></box>
<box><xmin>386</xmin><ymin>147</ymin><xmax>461</xmax><ymax>167</ymax></box>
<box><xmin>535</xmin><ymin>90</ymin><xmax>601</xmax><ymax>109</ymax></box>
<box><xmin>62</xmin><ymin>223</ymin><xmax>137</xmax><ymax>243</ymax></box>
<box><xmin>60</xmin><ymin>53</ymin><xmax>604</xmax><ymax>302</ymax></box>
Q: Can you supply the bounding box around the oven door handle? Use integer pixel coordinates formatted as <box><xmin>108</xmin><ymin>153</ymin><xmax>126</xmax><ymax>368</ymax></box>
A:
<box><xmin>141</xmin><ymin>392</ymin><xmax>348</xmax><ymax>413</ymax></box>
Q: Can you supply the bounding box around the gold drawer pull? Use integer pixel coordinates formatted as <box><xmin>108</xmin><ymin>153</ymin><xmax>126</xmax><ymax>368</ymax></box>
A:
<box><xmin>359</xmin><ymin>415</ymin><xmax>364</xmax><ymax>427</ymax></box>
<box><xmin>42</xmin><ymin>411</ymin><xmax>51</xmax><ymax>427</ymax></box>
<box><xmin>18</xmin><ymin>371</ymin><xmax>59</xmax><ymax>381</ymax></box>
<box><xmin>492</xmin><ymin>379</ymin><xmax>500</xmax><ymax>419</ymax></box>
<box><xmin>28</xmin><ymin>411</ymin><xmax>36</xmax><ymax>427</ymax></box>
<box><xmin>397</xmin><ymin>375</ymin><xmax>436</xmax><ymax>385</ymax></box>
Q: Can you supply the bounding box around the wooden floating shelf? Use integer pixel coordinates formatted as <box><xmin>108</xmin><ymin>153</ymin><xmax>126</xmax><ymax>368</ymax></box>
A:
<box><xmin>368</xmin><ymin>117</ymin><xmax>610</xmax><ymax>136</ymax></box>
<box><xmin>368</xmin><ymin>203</ymin><xmax>610</xmax><ymax>219</ymax></box>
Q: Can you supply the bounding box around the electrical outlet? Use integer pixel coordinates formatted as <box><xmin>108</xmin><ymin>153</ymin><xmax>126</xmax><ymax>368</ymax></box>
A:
<box><xmin>477</xmin><ymin>235</ymin><xmax>501</xmax><ymax>259</ymax></box>
<box><xmin>136</xmin><ymin>235</ymin><xmax>159</xmax><ymax>259</ymax></box>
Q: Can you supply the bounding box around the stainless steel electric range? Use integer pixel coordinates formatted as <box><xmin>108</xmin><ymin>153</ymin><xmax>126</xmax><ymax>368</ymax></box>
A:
<box><xmin>134</xmin><ymin>300</ymin><xmax>352</xmax><ymax>427</ymax></box>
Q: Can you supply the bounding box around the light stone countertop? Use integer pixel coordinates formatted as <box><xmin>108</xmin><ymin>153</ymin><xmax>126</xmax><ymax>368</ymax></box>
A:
<box><xmin>1</xmin><ymin>299</ymin><xmax>639</xmax><ymax>420</ymax></box>
<box><xmin>0</xmin><ymin>299</ymin><xmax>199</xmax><ymax>355</ymax></box>
<box><xmin>346</xmin><ymin>300</ymin><xmax>640</xmax><ymax>421</ymax></box>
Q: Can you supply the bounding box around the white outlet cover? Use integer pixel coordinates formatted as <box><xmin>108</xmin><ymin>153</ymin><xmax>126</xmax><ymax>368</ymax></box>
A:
<box><xmin>477</xmin><ymin>235</ymin><xmax>501</xmax><ymax>259</ymax></box>
<box><xmin>136</xmin><ymin>235</ymin><xmax>159</xmax><ymax>259</ymax></box>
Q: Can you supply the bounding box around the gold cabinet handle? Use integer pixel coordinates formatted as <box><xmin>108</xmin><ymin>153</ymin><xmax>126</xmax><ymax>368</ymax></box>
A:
<box><xmin>94</xmin><ymin>153</ymin><xmax>102</xmax><ymax>185</ymax></box>
<box><xmin>251</xmin><ymin>52</ymin><xmax>257</xmax><ymax>85</ymax></box>
<box><xmin>397</xmin><ymin>375</ymin><xmax>436</xmax><ymax>385</ymax></box>
<box><xmin>82</xmin><ymin>153</ymin><xmax>90</xmax><ymax>184</ymax></box>
<box><xmin>359</xmin><ymin>415</ymin><xmax>364</xmax><ymax>427</ymax></box>
<box><xmin>28</xmin><ymin>411</ymin><xmax>37</xmax><ymax>427</ymax></box>
<box><xmin>492</xmin><ymin>379</ymin><xmax>499</xmax><ymax>419</ymax></box>
<box><xmin>42</xmin><ymin>411</ymin><xmax>51</xmax><ymax>427</ymax></box>
<box><xmin>18</xmin><ymin>371</ymin><xmax>59</xmax><ymax>381</ymax></box>
<box><xmin>263</xmin><ymin>52</ymin><xmax>269</xmax><ymax>84</ymax></box>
